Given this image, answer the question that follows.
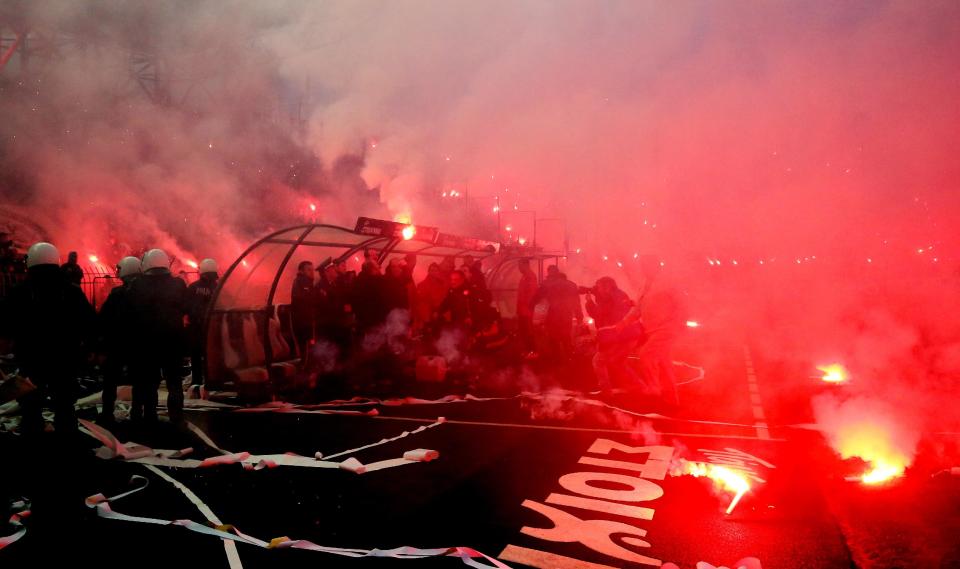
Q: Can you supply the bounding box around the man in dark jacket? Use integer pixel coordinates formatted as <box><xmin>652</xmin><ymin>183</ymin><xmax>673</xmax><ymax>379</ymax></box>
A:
<box><xmin>516</xmin><ymin>259</ymin><xmax>539</xmax><ymax>353</ymax></box>
<box><xmin>128</xmin><ymin>249</ymin><xmax>189</xmax><ymax>424</ymax></box>
<box><xmin>383</xmin><ymin>258</ymin><xmax>412</xmax><ymax>313</ymax></box>
<box><xmin>97</xmin><ymin>256</ymin><xmax>141</xmax><ymax>423</ymax></box>
<box><xmin>61</xmin><ymin>250</ymin><xmax>84</xmax><ymax>287</ymax></box>
<box><xmin>186</xmin><ymin>258</ymin><xmax>219</xmax><ymax>387</ymax></box>
<box><xmin>351</xmin><ymin>260</ymin><xmax>387</xmax><ymax>335</ymax></box>
<box><xmin>1</xmin><ymin>242</ymin><xmax>95</xmax><ymax>436</ymax></box>
<box><xmin>315</xmin><ymin>261</ymin><xmax>351</xmax><ymax>353</ymax></box>
<box><xmin>531</xmin><ymin>265</ymin><xmax>583</xmax><ymax>363</ymax></box>
<box><xmin>291</xmin><ymin>260</ymin><xmax>316</xmax><ymax>361</ymax></box>
<box><xmin>437</xmin><ymin>269</ymin><xmax>473</xmax><ymax>328</ymax></box>
<box><xmin>415</xmin><ymin>263</ymin><xmax>448</xmax><ymax>333</ymax></box>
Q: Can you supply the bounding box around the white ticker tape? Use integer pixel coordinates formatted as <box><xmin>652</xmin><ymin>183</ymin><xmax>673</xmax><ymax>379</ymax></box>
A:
<box><xmin>319</xmin><ymin>418</ymin><xmax>444</xmax><ymax>460</ymax></box>
<box><xmin>79</xmin><ymin>418</ymin><xmax>443</xmax><ymax>474</ymax></box>
<box><xmin>0</xmin><ymin>500</ymin><xmax>30</xmax><ymax>551</ymax></box>
<box><xmin>87</xmin><ymin>474</ymin><xmax>512</xmax><ymax>569</ymax></box>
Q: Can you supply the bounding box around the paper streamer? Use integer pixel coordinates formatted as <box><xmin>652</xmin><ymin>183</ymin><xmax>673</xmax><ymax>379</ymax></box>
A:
<box><xmin>140</xmin><ymin>467</ymin><xmax>244</xmax><ymax>569</ymax></box>
<box><xmin>87</xmin><ymin>476</ymin><xmax>511</xmax><ymax>569</ymax></box>
<box><xmin>672</xmin><ymin>360</ymin><xmax>707</xmax><ymax>385</ymax></box>
<box><xmin>186</xmin><ymin>420</ymin><xmax>232</xmax><ymax>455</ymax></box>
<box><xmin>320</xmin><ymin>418</ymin><xmax>444</xmax><ymax>460</ymax></box>
<box><xmin>0</xmin><ymin>500</ymin><xmax>29</xmax><ymax>551</ymax></box>
<box><xmin>403</xmin><ymin>449</ymin><xmax>440</xmax><ymax>462</ymax></box>
<box><xmin>79</xmin><ymin>419</ymin><xmax>439</xmax><ymax>474</ymax></box>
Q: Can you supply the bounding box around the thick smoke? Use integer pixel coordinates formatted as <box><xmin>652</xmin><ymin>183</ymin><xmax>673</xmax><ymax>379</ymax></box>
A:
<box><xmin>4</xmin><ymin>2</ymin><xmax>958</xmax><ymax>259</ymax></box>
<box><xmin>0</xmin><ymin>1</ymin><xmax>386</xmax><ymax>267</ymax></box>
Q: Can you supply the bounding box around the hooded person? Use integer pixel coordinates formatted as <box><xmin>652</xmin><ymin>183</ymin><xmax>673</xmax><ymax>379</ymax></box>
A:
<box><xmin>127</xmin><ymin>248</ymin><xmax>189</xmax><ymax>424</ymax></box>
<box><xmin>96</xmin><ymin>256</ymin><xmax>141</xmax><ymax>423</ymax></box>
<box><xmin>585</xmin><ymin>276</ymin><xmax>633</xmax><ymax>329</ymax></box>
<box><xmin>0</xmin><ymin>242</ymin><xmax>95</xmax><ymax>436</ymax></box>
<box><xmin>186</xmin><ymin>258</ymin><xmax>219</xmax><ymax>387</ymax></box>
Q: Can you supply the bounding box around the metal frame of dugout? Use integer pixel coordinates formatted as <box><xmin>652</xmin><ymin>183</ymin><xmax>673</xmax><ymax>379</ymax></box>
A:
<box><xmin>203</xmin><ymin>219</ymin><xmax>566</xmax><ymax>395</ymax></box>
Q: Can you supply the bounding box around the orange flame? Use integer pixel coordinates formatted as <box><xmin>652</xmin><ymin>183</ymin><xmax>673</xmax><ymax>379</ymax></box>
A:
<box><xmin>861</xmin><ymin>463</ymin><xmax>905</xmax><ymax>485</ymax></box>
<box><xmin>817</xmin><ymin>364</ymin><xmax>848</xmax><ymax>383</ymax></box>
<box><xmin>88</xmin><ymin>254</ymin><xmax>99</xmax><ymax>263</ymax></box>
<box><xmin>186</xmin><ymin>260</ymin><xmax>198</xmax><ymax>269</ymax></box>
<box><xmin>401</xmin><ymin>225</ymin><xmax>416</xmax><ymax>240</ymax></box>
<box><xmin>836</xmin><ymin>423</ymin><xmax>909</xmax><ymax>484</ymax></box>
<box><xmin>675</xmin><ymin>461</ymin><xmax>751</xmax><ymax>514</ymax></box>
<box><xmin>309</xmin><ymin>203</ymin><xmax>317</xmax><ymax>212</ymax></box>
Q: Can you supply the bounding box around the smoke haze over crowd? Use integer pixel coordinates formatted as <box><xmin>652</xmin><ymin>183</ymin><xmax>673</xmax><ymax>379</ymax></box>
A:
<box><xmin>2</xmin><ymin>1</ymin><xmax>959</xmax><ymax>445</ymax></box>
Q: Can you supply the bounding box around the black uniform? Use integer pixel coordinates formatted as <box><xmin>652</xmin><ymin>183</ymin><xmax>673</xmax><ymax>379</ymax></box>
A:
<box><xmin>0</xmin><ymin>264</ymin><xmax>95</xmax><ymax>435</ymax></box>
<box><xmin>97</xmin><ymin>277</ymin><xmax>137</xmax><ymax>421</ymax></box>
<box><xmin>128</xmin><ymin>270</ymin><xmax>188</xmax><ymax>423</ymax></box>
<box><xmin>186</xmin><ymin>274</ymin><xmax>218</xmax><ymax>386</ymax></box>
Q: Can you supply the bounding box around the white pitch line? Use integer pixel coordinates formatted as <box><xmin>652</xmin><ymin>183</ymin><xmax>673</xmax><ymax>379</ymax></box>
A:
<box><xmin>742</xmin><ymin>345</ymin><xmax>771</xmax><ymax>440</ymax></box>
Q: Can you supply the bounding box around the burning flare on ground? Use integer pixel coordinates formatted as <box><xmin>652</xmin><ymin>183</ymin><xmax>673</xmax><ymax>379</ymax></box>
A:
<box><xmin>673</xmin><ymin>461</ymin><xmax>751</xmax><ymax>514</ymax></box>
<box><xmin>836</xmin><ymin>423</ymin><xmax>909</xmax><ymax>484</ymax></box>
<box><xmin>817</xmin><ymin>364</ymin><xmax>848</xmax><ymax>383</ymax></box>
<box><xmin>813</xmin><ymin>394</ymin><xmax>916</xmax><ymax>486</ymax></box>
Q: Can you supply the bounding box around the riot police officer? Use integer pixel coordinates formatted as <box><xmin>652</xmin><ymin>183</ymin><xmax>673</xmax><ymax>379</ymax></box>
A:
<box><xmin>0</xmin><ymin>242</ymin><xmax>95</xmax><ymax>437</ymax></box>
<box><xmin>128</xmin><ymin>249</ymin><xmax>188</xmax><ymax>424</ymax></box>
